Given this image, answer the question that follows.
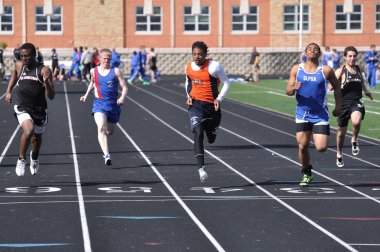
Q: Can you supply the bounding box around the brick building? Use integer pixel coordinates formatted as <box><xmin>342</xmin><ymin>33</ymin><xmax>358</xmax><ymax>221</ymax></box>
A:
<box><xmin>1</xmin><ymin>0</ymin><xmax>379</xmax><ymax>75</ymax></box>
<box><xmin>1</xmin><ymin>0</ymin><xmax>380</xmax><ymax>49</ymax></box>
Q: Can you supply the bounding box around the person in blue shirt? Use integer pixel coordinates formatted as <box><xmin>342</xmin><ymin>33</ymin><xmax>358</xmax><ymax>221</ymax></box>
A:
<box><xmin>286</xmin><ymin>43</ymin><xmax>342</xmax><ymax>187</ymax></box>
<box><xmin>138</xmin><ymin>45</ymin><xmax>149</xmax><ymax>85</ymax></box>
<box><xmin>322</xmin><ymin>46</ymin><xmax>333</xmax><ymax>67</ymax></box>
<box><xmin>111</xmin><ymin>48</ymin><xmax>121</xmax><ymax>68</ymax></box>
<box><xmin>127</xmin><ymin>51</ymin><xmax>140</xmax><ymax>84</ymax></box>
<box><xmin>364</xmin><ymin>44</ymin><xmax>378</xmax><ymax>89</ymax></box>
<box><xmin>80</xmin><ymin>48</ymin><xmax>128</xmax><ymax>165</ymax></box>
<box><xmin>332</xmin><ymin>48</ymin><xmax>340</xmax><ymax>70</ymax></box>
<box><xmin>67</xmin><ymin>47</ymin><xmax>82</xmax><ymax>80</ymax></box>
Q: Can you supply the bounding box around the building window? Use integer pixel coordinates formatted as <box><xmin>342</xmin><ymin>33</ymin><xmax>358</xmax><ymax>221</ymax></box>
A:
<box><xmin>0</xmin><ymin>6</ymin><xmax>13</xmax><ymax>32</ymax></box>
<box><xmin>283</xmin><ymin>5</ymin><xmax>309</xmax><ymax>31</ymax></box>
<box><xmin>231</xmin><ymin>5</ymin><xmax>258</xmax><ymax>31</ymax></box>
<box><xmin>135</xmin><ymin>6</ymin><xmax>162</xmax><ymax>32</ymax></box>
<box><xmin>184</xmin><ymin>6</ymin><xmax>209</xmax><ymax>32</ymax></box>
<box><xmin>375</xmin><ymin>4</ymin><xmax>380</xmax><ymax>30</ymax></box>
<box><xmin>335</xmin><ymin>4</ymin><xmax>361</xmax><ymax>30</ymax></box>
<box><xmin>35</xmin><ymin>6</ymin><xmax>62</xmax><ymax>33</ymax></box>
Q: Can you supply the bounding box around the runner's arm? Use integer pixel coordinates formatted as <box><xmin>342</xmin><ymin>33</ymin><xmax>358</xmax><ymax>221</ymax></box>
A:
<box><xmin>80</xmin><ymin>69</ymin><xmax>95</xmax><ymax>102</ymax></box>
<box><xmin>41</xmin><ymin>66</ymin><xmax>55</xmax><ymax>100</ymax></box>
<box><xmin>115</xmin><ymin>68</ymin><xmax>128</xmax><ymax>105</ymax></box>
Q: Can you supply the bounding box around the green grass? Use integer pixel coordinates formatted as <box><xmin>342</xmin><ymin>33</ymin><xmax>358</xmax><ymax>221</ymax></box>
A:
<box><xmin>227</xmin><ymin>79</ymin><xmax>380</xmax><ymax>140</ymax></box>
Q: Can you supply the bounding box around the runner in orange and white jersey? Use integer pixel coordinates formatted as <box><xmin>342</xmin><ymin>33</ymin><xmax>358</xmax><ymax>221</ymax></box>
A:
<box><xmin>185</xmin><ymin>41</ymin><xmax>230</xmax><ymax>182</ymax></box>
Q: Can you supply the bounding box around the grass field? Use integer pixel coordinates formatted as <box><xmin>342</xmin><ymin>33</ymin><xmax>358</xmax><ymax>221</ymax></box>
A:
<box><xmin>228</xmin><ymin>79</ymin><xmax>380</xmax><ymax>140</ymax></box>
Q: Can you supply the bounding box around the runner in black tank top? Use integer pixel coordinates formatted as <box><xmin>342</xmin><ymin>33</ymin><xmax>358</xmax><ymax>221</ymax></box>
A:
<box><xmin>5</xmin><ymin>43</ymin><xmax>55</xmax><ymax>176</ymax></box>
<box><xmin>334</xmin><ymin>46</ymin><xmax>373</xmax><ymax>167</ymax></box>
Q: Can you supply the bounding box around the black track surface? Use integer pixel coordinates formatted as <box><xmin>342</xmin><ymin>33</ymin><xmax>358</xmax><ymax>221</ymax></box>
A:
<box><xmin>0</xmin><ymin>76</ymin><xmax>379</xmax><ymax>252</ymax></box>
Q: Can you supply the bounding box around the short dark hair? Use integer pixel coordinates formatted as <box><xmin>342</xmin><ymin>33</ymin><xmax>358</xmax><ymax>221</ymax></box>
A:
<box><xmin>344</xmin><ymin>46</ymin><xmax>357</xmax><ymax>56</ymax></box>
<box><xmin>192</xmin><ymin>41</ymin><xmax>208</xmax><ymax>54</ymax></box>
<box><xmin>20</xmin><ymin>43</ymin><xmax>36</xmax><ymax>56</ymax></box>
<box><xmin>304</xmin><ymin>43</ymin><xmax>321</xmax><ymax>54</ymax></box>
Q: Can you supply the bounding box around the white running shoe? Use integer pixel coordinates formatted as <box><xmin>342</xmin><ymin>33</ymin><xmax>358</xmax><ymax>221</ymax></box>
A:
<box><xmin>30</xmin><ymin>151</ymin><xmax>39</xmax><ymax>175</ymax></box>
<box><xmin>103</xmin><ymin>154</ymin><xmax>112</xmax><ymax>165</ymax></box>
<box><xmin>15</xmin><ymin>159</ymin><xmax>26</xmax><ymax>176</ymax></box>
<box><xmin>336</xmin><ymin>156</ymin><xmax>344</xmax><ymax>168</ymax></box>
<box><xmin>352</xmin><ymin>141</ymin><xmax>359</xmax><ymax>156</ymax></box>
<box><xmin>198</xmin><ymin>167</ymin><xmax>208</xmax><ymax>182</ymax></box>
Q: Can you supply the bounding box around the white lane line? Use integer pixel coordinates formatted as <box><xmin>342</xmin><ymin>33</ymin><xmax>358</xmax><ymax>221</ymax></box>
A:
<box><xmin>63</xmin><ymin>82</ymin><xmax>92</xmax><ymax>252</ymax></box>
<box><xmin>116</xmin><ymin>123</ymin><xmax>226</xmax><ymax>252</ymax></box>
<box><xmin>349</xmin><ymin>243</ymin><xmax>380</xmax><ymax>246</ymax></box>
<box><xmin>126</xmin><ymin>95</ymin><xmax>357</xmax><ymax>252</ymax></box>
<box><xmin>140</xmin><ymin>87</ymin><xmax>380</xmax><ymax>204</ymax></box>
<box><xmin>0</xmin><ymin>126</ymin><xmax>20</xmax><ymax>164</ymax></box>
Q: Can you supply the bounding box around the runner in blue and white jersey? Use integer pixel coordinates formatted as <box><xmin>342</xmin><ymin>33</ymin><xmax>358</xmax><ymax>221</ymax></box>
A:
<box><xmin>80</xmin><ymin>48</ymin><xmax>128</xmax><ymax>166</ymax></box>
<box><xmin>286</xmin><ymin>43</ymin><xmax>342</xmax><ymax>187</ymax></box>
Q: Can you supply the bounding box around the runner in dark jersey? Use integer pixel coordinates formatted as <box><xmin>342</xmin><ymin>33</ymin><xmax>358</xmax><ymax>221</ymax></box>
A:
<box><xmin>333</xmin><ymin>46</ymin><xmax>373</xmax><ymax>167</ymax></box>
<box><xmin>5</xmin><ymin>43</ymin><xmax>55</xmax><ymax>176</ymax></box>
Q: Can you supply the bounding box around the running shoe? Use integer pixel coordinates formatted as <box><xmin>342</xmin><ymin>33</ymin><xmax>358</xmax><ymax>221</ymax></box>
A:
<box><xmin>352</xmin><ymin>141</ymin><xmax>359</xmax><ymax>156</ymax></box>
<box><xmin>198</xmin><ymin>167</ymin><xmax>208</xmax><ymax>182</ymax></box>
<box><xmin>336</xmin><ymin>156</ymin><xmax>344</xmax><ymax>168</ymax></box>
<box><xmin>299</xmin><ymin>174</ymin><xmax>313</xmax><ymax>187</ymax></box>
<box><xmin>103</xmin><ymin>154</ymin><xmax>112</xmax><ymax>166</ymax></box>
<box><xmin>127</xmin><ymin>79</ymin><xmax>133</xmax><ymax>85</ymax></box>
<box><xmin>15</xmin><ymin>159</ymin><xmax>26</xmax><ymax>176</ymax></box>
<box><xmin>143</xmin><ymin>81</ymin><xmax>150</xmax><ymax>85</ymax></box>
<box><xmin>30</xmin><ymin>151</ymin><xmax>39</xmax><ymax>175</ymax></box>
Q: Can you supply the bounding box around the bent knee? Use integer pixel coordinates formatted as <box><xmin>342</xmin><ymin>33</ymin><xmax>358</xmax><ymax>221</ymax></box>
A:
<box><xmin>315</xmin><ymin>145</ymin><xmax>328</xmax><ymax>152</ymax></box>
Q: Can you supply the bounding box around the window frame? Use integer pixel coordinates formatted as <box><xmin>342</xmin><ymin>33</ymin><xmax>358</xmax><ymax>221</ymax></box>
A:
<box><xmin>35</xmin><ymin>5</ymin><xmax>63</xmax><ymax>35</ymax></box>
<box><xmin>375</xmin><ymin>4</ymin><xmax>380</xmax><ymax>32</ymax></box>
<box><xmin>334</xmin><ymin>4</ymin><xmax>362</xmax><ymax>33</ymax></box>
<box><xmin>283</xmin><ymin>4</ymin><xmax>310</xmax><ymax>33</ymax></box>
<box><xmin>231</xmin><ymin>5</ymin><xmax>259</xmax><ymax>34</ymax></box>
<box><xmin>183</xmin><ymin>5</ymin><xmax>210</xmax><ymax>35</ymax></box>
<box><xmin>135</xmin><ymin>6</ymin><xmax>163</xmax><ymax>35</ymax></box>
<box><xmin>0</xmin><ymin>5</ymin><xmax>14</xmax><ymax>34</ymax></box>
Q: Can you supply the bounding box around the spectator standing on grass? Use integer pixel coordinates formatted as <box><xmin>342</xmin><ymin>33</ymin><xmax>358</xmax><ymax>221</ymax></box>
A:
<box><xmin>146</xmin><ymin>47</ymin><xmax>158</xmax><ymax>83</ymax></box>
<box><xmin>332</xmin><ymin>46</ymin><xmax>373</xmax><ymax>167</ymax></box>
<box><xmin>332</xmin><ymin>48</ymin><xmax>340</xmax><ymax>70</ymax></box>
<box><xmin>286</xmin><ymin>43</ymin><xmax>341</xmax><ymax>187</ymax></box>
<box><xmin>364</xmin><ymin>44</ymin><xmax>378</xmax><ymax>89</ymax></box>
<box><xmin>245</xmin><ymin>46</ymin><xmax>260</xmax><ymax>82</ymax></box>
<box><xmin>68</xmin><ymin>47</ymin><xmax>82</xmax><ymax>81</ymax></box>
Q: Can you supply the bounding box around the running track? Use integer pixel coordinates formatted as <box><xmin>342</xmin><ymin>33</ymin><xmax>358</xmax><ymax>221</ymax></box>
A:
<box><xmin>0</xmin><ymin>76</ymin><xmax>379</xmax><ymax>252</ymax></box>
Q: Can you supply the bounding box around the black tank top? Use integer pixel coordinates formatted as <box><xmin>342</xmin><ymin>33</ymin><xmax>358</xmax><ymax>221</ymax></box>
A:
<box><xmin>16</xmin><ymin>65</ymin><xmax>47</xmax><ymax>109</ymax></box>
<box><xmin>341</xmin><ymin>65</ymin><xmax>363</xmax><ymax>102</ymax></box>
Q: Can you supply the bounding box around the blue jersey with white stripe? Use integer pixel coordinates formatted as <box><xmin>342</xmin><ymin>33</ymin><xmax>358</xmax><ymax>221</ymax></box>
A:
<box><xmin>296</xmin><ymin>63</ymin><xmax>328</xmax><ymax>112</ymax></box>
<box><xmin>93</xmin><ymin>67</ymin><xmax>120</xmax><ymax>112</ymax></box>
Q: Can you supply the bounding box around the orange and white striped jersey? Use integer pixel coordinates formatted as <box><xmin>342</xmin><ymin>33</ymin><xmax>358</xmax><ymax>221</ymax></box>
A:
<box><xmin>185</xmin><ymin>59</ymin><xmax>230</xmax><ymax>103</ymax></box>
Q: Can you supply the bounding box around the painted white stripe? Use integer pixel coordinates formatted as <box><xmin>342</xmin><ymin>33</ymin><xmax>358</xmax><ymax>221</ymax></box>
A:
<box><xmin>63</xmin><ymin>82</ymin><xmax>92</xmax><ymax>252</ymax></box>
<box><xmin>349</xmin><ymin>243</ymin><xmax>380</xmax><ymax>246</ymax></box>
<box><xmin>116</xmin><ymin>123</ymin><xmax>226</xmax><ymax>252</ymax></box>
<box><xmin>0</xmin><ymin>126</ymin><xmax>20</xmax><ymax>164</ymax></box>
<box><xmin>127</xmin><ymin>94</ymin><xmax>357</xmax><ymax>252</ymax></box>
